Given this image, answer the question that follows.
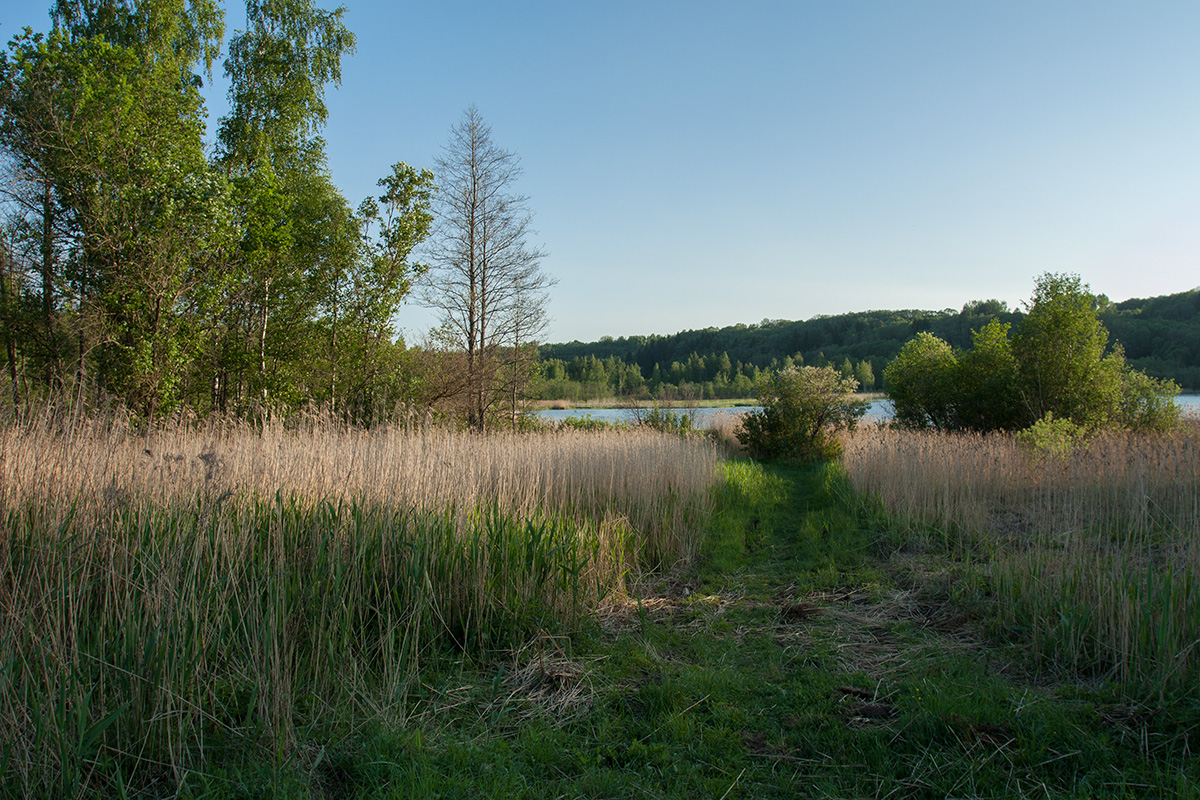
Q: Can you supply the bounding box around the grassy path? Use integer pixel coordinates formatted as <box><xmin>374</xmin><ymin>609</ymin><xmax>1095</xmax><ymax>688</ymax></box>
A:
<box><xmin>226</xmin><ymin>463</ymin><xmax>1199</xmax><ymax>799</ymax></box>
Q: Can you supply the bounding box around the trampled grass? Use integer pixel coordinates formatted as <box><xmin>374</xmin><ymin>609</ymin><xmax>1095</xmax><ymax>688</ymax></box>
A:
<box><xmin>0</xmin><ymin>408</ymin><xmax>722</xmax><ymax>796</ymax></box>
<box><xmin>842</xmin><ymin>421</ymin><xmax>1200</xmax><ymax>700</ymax></box>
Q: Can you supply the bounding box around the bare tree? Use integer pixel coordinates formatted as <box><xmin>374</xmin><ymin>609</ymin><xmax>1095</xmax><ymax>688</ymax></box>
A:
<box><xmin>422</xmin><ymin>106</ymin><xmax>553</xmax><ymax>431</ymax></box>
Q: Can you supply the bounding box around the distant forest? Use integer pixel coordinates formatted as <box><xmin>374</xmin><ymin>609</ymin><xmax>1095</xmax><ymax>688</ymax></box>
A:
<box><xmin>538</xmin><ymin>289</ymin><xmax>1200</xmax><ymax>400</ymax></box>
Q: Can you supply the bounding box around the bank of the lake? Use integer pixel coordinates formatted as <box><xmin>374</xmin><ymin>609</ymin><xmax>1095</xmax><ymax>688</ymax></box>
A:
<box><xmin>537</xmin><ymin>394</ymin><xmax>1200</xmax><ymax>428</ymax></box>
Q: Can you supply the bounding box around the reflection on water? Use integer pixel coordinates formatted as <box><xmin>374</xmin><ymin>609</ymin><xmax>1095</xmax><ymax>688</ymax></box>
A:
<box><xmin>536</xmin><ymin>395</ymin><xmax>1200</xmax><ymax>429</ymax></box>
<box><xmin>536</xmin><ymin>405</ymin><xmax>758</xmax><ymax>428</ymax></box>
<box><xmin>536</xmin><ymin>400</ymin><xmax>893</xmax><ymax>428</ymax></box>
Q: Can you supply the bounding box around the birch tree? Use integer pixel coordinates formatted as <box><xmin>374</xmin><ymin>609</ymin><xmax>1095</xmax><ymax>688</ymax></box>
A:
<box><xmin>0</xmin><ymin>0</ymin><xmax>231</xmax><ymax>414</ymax></box>
<box><xmin>213</xmin><ymin>0</ymin><xmax>355</xmax><ymax>411</ymax></box>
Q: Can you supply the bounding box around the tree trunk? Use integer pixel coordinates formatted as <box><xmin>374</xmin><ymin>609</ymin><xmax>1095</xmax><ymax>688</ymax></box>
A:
<box><xmin>259</xmin><ymin>277</ymin><xmax>270</xmax><ymax>404</ymax></box>
<box><xmin>0</xmin><ymin>239</ymin><xmax>20</xmax><ymax>412</ymax></box>
<box><xmin>40</xmin><ymin>180</ymin><xmax>62</xmax><ymax>387</ymax></box>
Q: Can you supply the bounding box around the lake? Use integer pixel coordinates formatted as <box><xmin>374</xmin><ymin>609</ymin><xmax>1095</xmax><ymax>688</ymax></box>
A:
<box><xmin>537</xmin><ymin>395</ymin><xmax>1200</xmax><ymax>428</ymax></box>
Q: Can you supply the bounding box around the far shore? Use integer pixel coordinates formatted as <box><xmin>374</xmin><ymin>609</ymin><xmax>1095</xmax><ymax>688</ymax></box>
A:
<box><xmin>533</xmin><ymin>393</ymin><xmax>886</xmax><ymax>411</ymax></box>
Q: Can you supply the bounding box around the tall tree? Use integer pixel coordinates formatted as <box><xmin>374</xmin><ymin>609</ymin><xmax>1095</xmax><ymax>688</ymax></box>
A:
<box><xmin>882</xmin><ymin>332</ymin><xmax>959</xmax><ymax>430</ymax></box>
<box><xmin>422</xmin><ymin>106</ymin><xmax>553</xmax><ymax>431</ymax></box>
<box><xmin>212</xmin><ymin>0</ymin><xmax>355</xmax><ymax>411</ymax></box>
<box><xmin>0</xmin><ymin>1</ymin><xmax>232</xmax><ymax>414</ymax></box>
<box><xmin>316</xmin><ymin>162</ymin><xmax>432</xmax><ymax>419</ymax></box>
<box><xmin>954</xmin><ymin>320</ymin><xmax>1023</xmax><ymax>431</ymax></box>
<box><xmin>1012</xmin><ymin>272</ymin><xmax>1120</xmax><ymax>429</ymax></box>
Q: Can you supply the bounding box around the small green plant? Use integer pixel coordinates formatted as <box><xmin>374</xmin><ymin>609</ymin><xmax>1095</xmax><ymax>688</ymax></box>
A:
<box><xmin>736</xmin><ymin>366</ymin><xmax>867</xmax><ymax>462</ymax></box>
<box><xmin>556</xmin><ymin>415</ymin><xmax>624</xmax><ymax>432</ymax></box>
<box><xmin>1017</xmin><ymin>412</ymin><xmax>1086</xmax><ymax>460</ymax></box>
<box><xmin>635</xmin><ymin>407</ymin><xmax>694</xmax><ymax>435</ymax></box>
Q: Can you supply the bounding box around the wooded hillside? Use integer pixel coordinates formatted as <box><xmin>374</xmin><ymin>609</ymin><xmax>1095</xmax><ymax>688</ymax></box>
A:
<box><xmin>539</xmin><ymin>290</ymin><xmax>1200</xmax><ymax>398</ymax></box>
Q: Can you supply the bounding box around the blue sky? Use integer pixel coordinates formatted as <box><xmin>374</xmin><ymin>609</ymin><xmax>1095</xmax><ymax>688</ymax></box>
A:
<box><xmin>5</xmin><ymin>1</ymin><xmax>1199</xmax><ymax>343</ymax></box>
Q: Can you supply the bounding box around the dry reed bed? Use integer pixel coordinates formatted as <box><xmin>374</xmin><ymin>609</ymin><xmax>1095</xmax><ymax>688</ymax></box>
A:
<box><xmin>842</xmin><ymin>423</ymin><xmax>1200</xmax><ymax>699</ymax></box>
<box><xmin>1</xmin><ymin>412</ymin><xmax>719</xmax><ymax>538</ymax></box>
<box><xmin>0</xmin><ymin>412</ymin><xmax>723</xmax><ymax>796</ymax></box>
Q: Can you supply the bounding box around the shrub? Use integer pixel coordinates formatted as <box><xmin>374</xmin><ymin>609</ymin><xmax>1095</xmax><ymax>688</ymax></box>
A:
<box><xmin>1115</xmin><ymin>366</ymin><xmax>1182</xmax><ymax>432</ymax></box>
<box><xmin>556</xmin><ymin>415</ymin><xmax>623</xmax><ymax>432</ymax></box>
<box><xmin>1016</xmin><ymin>412</ymin><xmax>1085</xmax><ymax>460</ymax></box>
<box><xmin>883</xmin><ymin>332</ymin><xmax>959</xmax><ymax>430</ymax></box>
<box><xmin>633</xmin><ymin>406</ymin><xmax>694</xmax><ymax>435</ymax></box>
<box><xmin>884</xmin><ymin>274</ymin><xmax>1181</xmax><ymax>435</ymax></box>
<box><xmin>737</xmin><ymin>366</ymin><xmax>868</xmax><ymax>461</ymax></box>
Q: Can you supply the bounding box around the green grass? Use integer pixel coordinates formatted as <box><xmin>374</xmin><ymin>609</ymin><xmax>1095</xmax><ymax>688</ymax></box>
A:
<box><xmin>9</xmin><ymin>458</ymin><xmax>1200</xmax><ymax>797</ymax></box>
<box><xmin>161</xmin><ymin>461</ymin><xmax>1198</xmax><ymax>798</ymax></box>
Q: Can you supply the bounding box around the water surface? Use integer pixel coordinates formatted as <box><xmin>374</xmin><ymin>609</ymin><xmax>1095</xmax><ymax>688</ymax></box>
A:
<box><xmin>537</xmin><ymin>395</ymin><xmax>1200</xmax><ymax>428</ymax></box>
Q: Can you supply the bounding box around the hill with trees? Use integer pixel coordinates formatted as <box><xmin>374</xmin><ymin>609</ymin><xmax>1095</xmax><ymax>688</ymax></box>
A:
<box><xmin>538</xmin><ymin>288</ymin><xmax>1200</xmax><ymax>400</ymax></box>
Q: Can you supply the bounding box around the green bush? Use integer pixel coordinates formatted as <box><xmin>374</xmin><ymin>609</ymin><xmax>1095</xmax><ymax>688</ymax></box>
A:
<box><xmin>634</xmin><ymin>406</ymin><xmax>695</xmax><ymax>435</ymax></box>
<box><xmin>884</xmin><ymin>273</ymin><xmax>1181</xmax><ymax>436</ymax></box>
<box><xmin>555</xmin><ymin>415</ymin><xmax>624</xmax><ymax>432</ymax></box>
<box><xmin>1016</xmin><ymin>412</ymin><xmax>1086</xmax><ymax>460</ymax></box>
<box><xmin>882</xmin><ymin>332</ymin><xmax>958</xmax><ymax>430</ymax></box>
<box><xmin>736</xmin><ymin>366</ymin><xmax>868</xmax><ymax>462</ymax></box>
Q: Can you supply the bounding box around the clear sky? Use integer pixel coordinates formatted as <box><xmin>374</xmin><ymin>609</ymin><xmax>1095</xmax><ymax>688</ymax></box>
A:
<box><xmin>5</xmin><ymin>1</ymin><xmax>1199</xmax><ymax>344</ymax></box>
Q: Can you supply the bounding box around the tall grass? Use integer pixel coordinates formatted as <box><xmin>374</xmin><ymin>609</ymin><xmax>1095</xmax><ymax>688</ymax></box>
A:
<box><xmin>0</xmin><ymin>408</ymin><xmax>722</xmax><ymax>796</ymax></box>
<box><xmin>842</xmin><ymin>422</ymin><xmax>1200</xmax><ymax>701</ymax></box>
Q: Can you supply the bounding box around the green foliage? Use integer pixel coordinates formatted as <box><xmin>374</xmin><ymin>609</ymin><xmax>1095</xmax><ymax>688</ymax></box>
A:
<box><xmin>737</xmin><ymin>366</ymin><xmax>868</xmax><ymax>462</ymax></box>
<box><xmin>50</xmin><ymin>0</ymin><xmax>226</xmax><ymax>76</ymax></box>
<box><xmin>0</xmin><ymin>0</ymin><xmax>438</xmax><ymax>420</ymax></box>
<box><xmin>1116</xmin><ymin>365</ymin><xmax>1182</xmax><ymax>432</ymax></box>
<box><xmin>217</xmin><ymin>0</ymin><xmax>355</xmax><ymax>165</ymax></box>
<box><xmin>310</xmin><ymin>162</ymin><xmax>432</xmax><ymax>419</ymax></box>
<box><xmin>0</xmin><ymin>18</ymin><xmax>238</xmax><ymax>414</ymax></box>
<box><xmin>633</xmin><ymin>406</ymin><xmax>695</xmax><ymax>435</ymax></box>
<box><xmin>1104</xmin><ymin>288</ymin><xmax>1200</xmax><ymax>389</ymax></box>
<box><xmin>1013</xmin><ymin>272</ymin><xmax>1118</xmax><ymax>429</ymax></box>
<box><xmin>853</xmin><ymin>358</ymin><xmax>875</xmax><ymax>391</ymax></box>
<box><xmin>882</xmin><ymin>333</ymin><xmax>958</xmax><ymax>430</ymax></box>
<box><xmin>1016</xmin><ymin>412</ymin><xmax>1086</xmax><ymax>460</ymax></box>
<box><xmin>954</xmin><ymin>320</ymin><xmax>1024</xmax><ymax>431</ymax></box>
<box><xmin>554</xmin><ymin>415</ymin><xmax>623</xmax><ymax>432</ymax></box>
<box><xmin>885</xmin><ymin>274</ymin><xmax>1182</xmax><ymax>436</ymax></box>
<box><xmin>1009</xmin><ymin>275</ymin><xmax>1180</xmax><ymax>434</ymax></box>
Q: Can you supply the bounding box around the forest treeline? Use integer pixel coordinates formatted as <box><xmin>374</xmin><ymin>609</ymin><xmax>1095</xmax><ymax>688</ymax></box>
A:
<box><xmin>539</xmin><ymin>290</ymin><xmax>1200</xmax><ymax>400</ymax></box>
